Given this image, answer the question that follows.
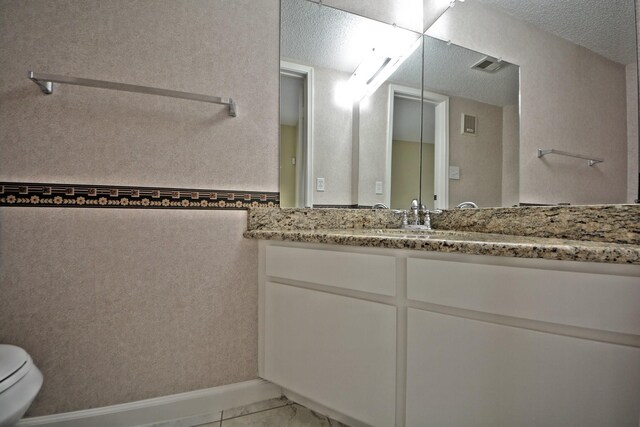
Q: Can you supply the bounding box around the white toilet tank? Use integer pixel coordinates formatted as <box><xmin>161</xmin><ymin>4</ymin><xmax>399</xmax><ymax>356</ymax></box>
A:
<box><xmin>0</xmin><ymin>345</ymin><xmax>43</xmax><ymax>427</ymax></box>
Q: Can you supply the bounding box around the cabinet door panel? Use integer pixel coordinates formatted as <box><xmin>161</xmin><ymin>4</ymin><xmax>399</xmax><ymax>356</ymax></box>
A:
<box><xmin>407</xmin><ymin>258</ymin><xmax>640</xmax><ymax>335</ymax></box>
<box><xmin>266</xmin><ymin>245</ymin><xmax>396</xmax><ymax>295</ymax></box>
<box><xmin>406</xmin><ymin>308</ymin><xmax>640</xmax><ymax>427</ymax></box>
<box><xmin>264</xmin><ymin>282</ymin><xmax>396</xmax><ymax>427</ymax></box>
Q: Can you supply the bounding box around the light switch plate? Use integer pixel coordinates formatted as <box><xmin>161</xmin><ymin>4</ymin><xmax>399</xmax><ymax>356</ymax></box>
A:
<box><xmin>316</xmin><ymin>177</ymin><xmax>325</xmax><ymax>192</ymax></box>
<box><xmin>449</xmin><ymin>166</ymin><xmax>460</xmax><ymax>180</ymax></box>
<box><xmin>375</xmin><ymin>181</ymin><xmax>383</xmax><ymax>195</ymax></box>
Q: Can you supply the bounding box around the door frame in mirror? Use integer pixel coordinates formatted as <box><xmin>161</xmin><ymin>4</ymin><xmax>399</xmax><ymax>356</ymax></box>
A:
<box><xmin>386</xmin><ymin>84</ymin><xmax>449</xmax><ymax>209</ymax></box>
<box><xmin>280</xmin><ymin>61</ymin><xmax>314</xmax><ymax>207</ymax></box>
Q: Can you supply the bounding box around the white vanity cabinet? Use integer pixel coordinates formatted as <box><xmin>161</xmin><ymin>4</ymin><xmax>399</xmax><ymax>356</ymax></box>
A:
<box><xmin>260</xmin><ymin>243</ymin><xmax>398</xmax><ymax>427</ymax></box>
<box><xmin>405</xmin><ymin>258</ymin><xmax>640</xmax><ymax>426</ymax></box>
<box><xmin>257</xmin><ymin>240</ymin><xmax>640</xmax><ymax>427</ymax></box>
<box><xmin>406</xmin><ymin>309</ymin><xmax>640</xmax><ymax>426</ymax></box>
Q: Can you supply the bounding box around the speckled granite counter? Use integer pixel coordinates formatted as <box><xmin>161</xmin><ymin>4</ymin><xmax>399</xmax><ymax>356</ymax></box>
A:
<box><xmin>244</xmin><ymin>205</ymin><xmax>640</xmax><ymax>264</ymax></box>
<box><xmin>244</xmin><ymin>228</ymin><xmax>640</xmax><ymax>265</ymax></box>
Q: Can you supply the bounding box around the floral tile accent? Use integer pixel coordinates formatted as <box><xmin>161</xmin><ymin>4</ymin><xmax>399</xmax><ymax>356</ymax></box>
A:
<box><xmin>0</xmin><ymin>182</ymin><xmax>279</xmax><ymax>210</ymax></box>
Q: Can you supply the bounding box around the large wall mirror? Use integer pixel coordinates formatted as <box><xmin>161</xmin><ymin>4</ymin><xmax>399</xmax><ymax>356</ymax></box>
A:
<box><xmin>280</xmin><ymin>0</ymin><xmax>639</xmax><ymax>209</ymax></box>
<box><xmin>280</xmin><ymin>0</ymin><xmax>424</xmax><ymax>208</ymax></box>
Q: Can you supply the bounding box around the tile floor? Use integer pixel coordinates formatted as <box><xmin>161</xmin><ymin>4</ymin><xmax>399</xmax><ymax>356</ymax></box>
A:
<box><xmin>194</xmin><ymin>397</ymin><xmax>349</xmax><ymax>427</ymax></box>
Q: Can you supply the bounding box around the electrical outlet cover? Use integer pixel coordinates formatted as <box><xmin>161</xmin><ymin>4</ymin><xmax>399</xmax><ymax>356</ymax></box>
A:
<box><xmin>449</xmin><ymin>166</ymin><xmax>460</xmax><ymax>180</ymax></box>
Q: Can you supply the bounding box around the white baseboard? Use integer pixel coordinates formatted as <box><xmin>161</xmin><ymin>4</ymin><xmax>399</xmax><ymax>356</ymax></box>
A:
<box><xmin>18</xmin><ymin>379</ymin><xmax>282</xmax><ymax>427</ymax></box>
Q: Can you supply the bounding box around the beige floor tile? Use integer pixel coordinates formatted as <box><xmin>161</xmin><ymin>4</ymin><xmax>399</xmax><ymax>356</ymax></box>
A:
<box><xmin>147</xmin><ymin>411</ymin><xmax>221</xmax><ymax>427</ymax></box>
<box><xmin>327</xmin><ymin>419</ymin><xmax>350</xmax><ymax>427</ymax></box>
<box><xmin>221</xmin><ymin>403</ymin><xmax>331</xmax><ymax>427</ymax></box>
<box><xmin>222</xmin><ymin>396</ymin><xmax>292</xmax><ymax>419</ymax></box>
<box><xmin>192</xmin><ymin>420</ymin><xmax>221</xmax><ymax>427</ymax></box>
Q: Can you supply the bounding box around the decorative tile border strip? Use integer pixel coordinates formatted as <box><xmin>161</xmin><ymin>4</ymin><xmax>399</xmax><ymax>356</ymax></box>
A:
<box><xmin>0</xmin><ymin>182</ymin><xmax>279</xmax><ymax>210</ymax></box>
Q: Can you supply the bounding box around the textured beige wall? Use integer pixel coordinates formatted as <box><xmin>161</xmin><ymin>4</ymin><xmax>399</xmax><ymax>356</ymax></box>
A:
<box><xmin>358</xmin><ymin>83</ymin><xmax>390</xmax><ymax>207</ymax></box>
<box><xmin>0</xmin><ymin>0</ymin><xmax>278</xmax><ymax>416</ymax></box>
<box><xmin>629</xmin><ymin>65</ymin><xmax>639</xmax><ymax>203</ymax></box>
<box><xmin>428</xmin><ymin>1</ymin><xmax>629</xmax><ymax>205</ymax></box>
<box><xmin>635</xmin><ymin>0</ymin><xmax>640</xmax><ymax>202</ymax></box>
<box><xmin>626</xmin><ymin>64</ymin><xmax>640</xmax><ymax>203</ymax></box>
<box><xmin>502</xmin><ymin>104</ymin><xmax>520</xmax><ymax>207</ymax></box>
<box><xmin>0</xmin><ymin>0</ymin><xmax>278</xmax><ymax>190</ymax></box>
<box><xmin>309</xmin><ymin>66</ymin><xmax>353</xmax><ymax>205</ymax></box>
<box><xmin>0</xmin><ymin>208</ymin><xmax>259</xmax><ymax>415</ymax></box>
<box><xmin>448</xmin><ymin>96</ymin><xmax>503</xmax><ymax>208</ymax></box>
<box><xmin>280</xmin><ymin>125</ymin><xmax>297</xmax><ymax>207</ymax></box>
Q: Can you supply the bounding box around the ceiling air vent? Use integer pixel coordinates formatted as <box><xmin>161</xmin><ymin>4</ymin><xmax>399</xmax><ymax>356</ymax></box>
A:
<box><xmin>471</xmin><ymin>56</ymin><xmax>503</xmax><ymax>73</ymax></box>
<box><xmin>461</xmin><ymin>113</ymin><xmax>477</xmax><ymax>136</ymax></box>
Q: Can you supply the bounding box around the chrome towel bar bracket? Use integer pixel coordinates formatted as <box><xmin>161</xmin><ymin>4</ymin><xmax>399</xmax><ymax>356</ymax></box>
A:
<box><xmin>537</xmin><ymin>148</ymin><xmax>603</xmax><ymax>166</ymax></box>
<box><xmin>27</xmin><ymin>71</ymin><xmax>237</xmax><ymax>117</ymax></box>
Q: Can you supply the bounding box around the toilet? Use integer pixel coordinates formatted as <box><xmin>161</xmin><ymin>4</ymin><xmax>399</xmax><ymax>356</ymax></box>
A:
<box><xmin>0</xmin><ymin>345</ymin><xmax>43</xmax><ymax>427</ymax></box>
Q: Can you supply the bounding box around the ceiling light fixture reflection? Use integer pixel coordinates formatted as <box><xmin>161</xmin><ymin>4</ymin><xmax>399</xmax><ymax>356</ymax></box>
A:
<box><xmin>347</xmin><ymin>36</ymin><xmax>421</xmax><ymax>103</ymax></box>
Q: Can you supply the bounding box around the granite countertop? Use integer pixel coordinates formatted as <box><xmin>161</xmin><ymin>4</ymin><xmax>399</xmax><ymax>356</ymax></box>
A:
<box><xmin>245</xmin><ymin>206</ymin><xmax>640</xmax><ymax>264</ymax></box>
<box><xmin>243</xmin><ymin>227</ymin><xmax>640</xmax><ymax>265</ymax></box>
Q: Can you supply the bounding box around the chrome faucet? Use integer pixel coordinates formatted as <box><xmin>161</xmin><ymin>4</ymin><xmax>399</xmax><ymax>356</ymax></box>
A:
<box><xmin>422</xmin><ymin>207</ymin><xmax>442</xmax><ymax>230</ymax></box>
<box><xmin>456</xmin><ymin>201</ymin><xmax>478</xmax><ymax>208</ymax></box>
<box><xmin>398</xmin><ymin>210</ymin><xmax>408</xmax><ymax>228</ymax></box>
<box><xmin>410</xmin><ymin>199</ymin><xmax>420</xmax><ymax>225</ymax></box>
<box><xmin>405</xmin><ymin>199</ymin><xmax>442</xmax><ymax>230</ymax></box>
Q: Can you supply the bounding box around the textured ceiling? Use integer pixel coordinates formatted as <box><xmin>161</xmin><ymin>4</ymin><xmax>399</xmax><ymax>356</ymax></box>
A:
<box><xmin>281</xmin><ymin>0</ymin><xmax>421</xmax><ymax>75</ymax></box>
<box><xmin>281</xmin><ymin>0</ymin><xmax>519</xmax><ymax>107</ymax></box>
<box><xmin>423</xmin><ymin>36</ymin><xmax>519</xmax><ymax>106</ymax></box>
<box><xmin>475</xmin><ymin>0</ymin><xmax>637</xmax><ymax>65</ymax></box>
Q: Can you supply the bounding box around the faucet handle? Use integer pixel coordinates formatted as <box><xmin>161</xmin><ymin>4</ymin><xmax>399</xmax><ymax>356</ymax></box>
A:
<box><xmin>421</xmin><ymin>208</ymin><xmax>442</xmax><ymax>230</ymax></box>
<box><xmin>392</xmin><ymin>209</ymin><xmax>409</xmax><ymax>228</ymax></box>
